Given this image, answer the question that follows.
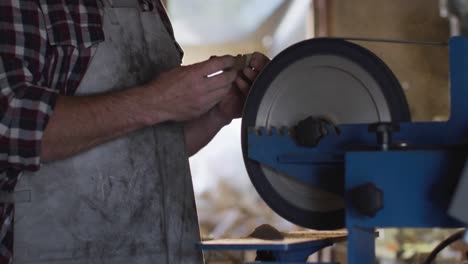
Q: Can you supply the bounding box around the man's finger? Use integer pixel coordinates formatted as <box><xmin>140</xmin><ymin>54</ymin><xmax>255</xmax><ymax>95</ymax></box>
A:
<box><xmin>198</xmin><ymin>55</ymin><xmax>236</xmax><ymax>76</ymax></box>
<box><xmin>204</xmin><ymin>69</ymin><xmax>237</xmax><ymax>92</ymax></box>
<box><xmin>250</xmin><ymin>52</ymin><xmax>270</xmax><ymax>71</ymax></box>
<box><xmin>242</xmin><ymin>68</ymin><xmax>258</xmax><ymax>82</ymax></box>
<box><xmin>204</xmin><ymin>84</ymin><xmax>231</xmax><ymax>108</ymax></box>
<box><xmin>235</xmin><ymin>76</ymin><xmax>250</xmax><ymax>96</ymax></box>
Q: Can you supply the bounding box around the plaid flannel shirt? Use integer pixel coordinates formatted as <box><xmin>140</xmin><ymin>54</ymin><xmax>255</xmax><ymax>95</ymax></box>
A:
<box><xmin>0</xmin><ymin>1</ymin><xmax>180</xmax><ymax>262</ymax></box>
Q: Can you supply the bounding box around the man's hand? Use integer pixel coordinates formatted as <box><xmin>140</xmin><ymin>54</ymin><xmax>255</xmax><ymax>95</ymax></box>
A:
<box><xmin>141</xmin><ymin>55</ymin><xmax>238</xmax><ymax>124</ymax></box>
<box><xmin>183</xmin><ymin>52</ymin><xmax>270</xmax><ymax>156</ymax></box>
<box><xmin>215</xmin><ymin>52</ymin><xmax>270</xmax><ymax>123</ymax></box>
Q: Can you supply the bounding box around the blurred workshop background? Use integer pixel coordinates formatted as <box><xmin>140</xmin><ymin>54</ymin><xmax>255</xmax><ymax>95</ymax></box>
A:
<box><xmin>165</xmin><ymin>0</ymin><xmax>464</xmax><ymax>263</ymax></box>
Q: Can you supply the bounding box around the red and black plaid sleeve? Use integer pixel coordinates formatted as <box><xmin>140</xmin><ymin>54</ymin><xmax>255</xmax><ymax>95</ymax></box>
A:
<box><xmin>0</xmin><ymin>2</ymin><xmax>103</xmax><ymax>262</ymax></box>
<box><xmin>0</xmin><ymin>1</ymin><xmax>57</xmax><ymax>173</ymax></box>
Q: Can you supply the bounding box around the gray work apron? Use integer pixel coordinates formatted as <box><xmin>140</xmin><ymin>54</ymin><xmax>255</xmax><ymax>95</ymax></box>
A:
<box><xmin>13</xmin><ymin>1</ymin><xmax>203</xmax><ymax>263</ymax></box>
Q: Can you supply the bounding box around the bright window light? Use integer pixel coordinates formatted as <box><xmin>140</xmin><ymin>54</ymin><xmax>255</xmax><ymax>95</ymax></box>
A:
<box><xmin>168</xmin><ymin>0</ymin><xmax>284</xmax><ymax>45</ymax></box>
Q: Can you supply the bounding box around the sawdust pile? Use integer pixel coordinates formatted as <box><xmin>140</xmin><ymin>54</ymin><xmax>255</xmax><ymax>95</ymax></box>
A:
<box><xmin>196</xmin><ymin>179</ymin><xmax>301</xmax><ymax>263</ymax></box>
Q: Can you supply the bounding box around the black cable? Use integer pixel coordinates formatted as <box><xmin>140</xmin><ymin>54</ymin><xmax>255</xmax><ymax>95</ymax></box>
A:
<box><xmin>423</xmin><ymin>229</ymin><xmax>466</xmax><ymax>264</ymax></box>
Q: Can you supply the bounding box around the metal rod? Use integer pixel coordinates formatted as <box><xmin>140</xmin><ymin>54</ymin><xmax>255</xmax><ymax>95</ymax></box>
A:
<box><xmin>328</xmin><ymin>37</ymin><xmax>449</xmax><ymax>46</ymax></box>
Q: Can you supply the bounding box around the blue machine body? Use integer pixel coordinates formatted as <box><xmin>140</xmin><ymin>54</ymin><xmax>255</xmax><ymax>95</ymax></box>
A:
<box><xmin>199</xmin><ymin>37</ymin><xmax>468</xmax><ymax>263</ymax></box>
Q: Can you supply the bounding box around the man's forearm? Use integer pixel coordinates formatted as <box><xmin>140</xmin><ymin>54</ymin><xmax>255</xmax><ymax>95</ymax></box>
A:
<box><xmin>41</xmin><ymin>87</ymin><xmax>162</xmax><ymax>162</ymax></box>
<box><xmin>40</xmin><ymin>56</ymin><xmax>239</xmax><ymax>163</ymax></box>
<box><xmin>184</xmin><ymin>109</ymin><xmax>231</xmax><ymax>157</ymax></box>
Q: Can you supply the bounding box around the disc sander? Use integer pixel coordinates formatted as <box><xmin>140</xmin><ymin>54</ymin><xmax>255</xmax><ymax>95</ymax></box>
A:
<box><xmin>241</xmin><ymin>39</ymin><xmax>410</xmax><ymax>230</ymax></box>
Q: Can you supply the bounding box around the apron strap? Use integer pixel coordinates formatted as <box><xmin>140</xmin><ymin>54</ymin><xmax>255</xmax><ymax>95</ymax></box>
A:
<box><xmin>0</xmin><ymin>190</ymin><xmax>31</xmax><ymax>204</ymax></box>
<box><xmin>109</xmin><ymin>0</ymin><xmax>139</xmax><ymax>8</ymax></box>
<box><xmin>107</xmin><ymin>0</ymin><xmax>157</xmax><ymax>9</ymax></box>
